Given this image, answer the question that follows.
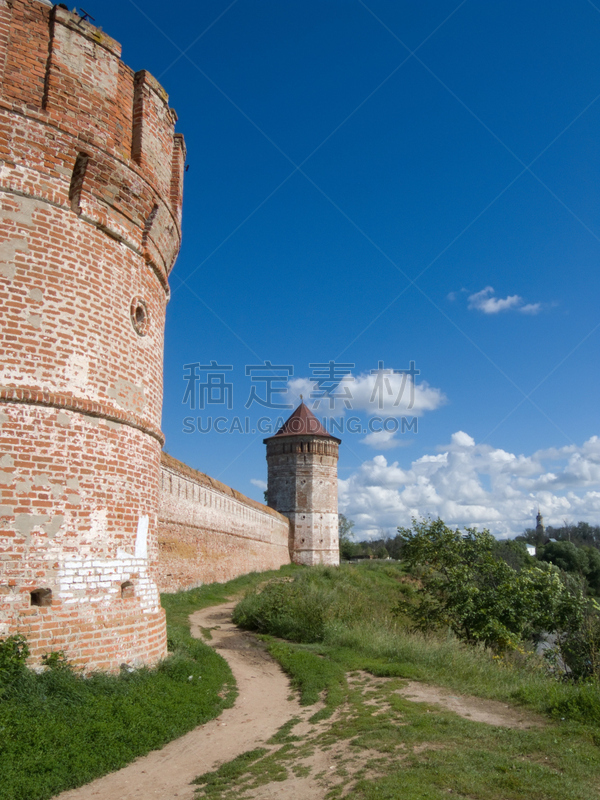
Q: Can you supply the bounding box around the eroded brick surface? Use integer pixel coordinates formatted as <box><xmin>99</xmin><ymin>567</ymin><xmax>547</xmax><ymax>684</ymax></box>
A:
<box><xmin>0</xmin><ymin>0</ymin><xmax>184</xmax><ymax>671</ymax></box>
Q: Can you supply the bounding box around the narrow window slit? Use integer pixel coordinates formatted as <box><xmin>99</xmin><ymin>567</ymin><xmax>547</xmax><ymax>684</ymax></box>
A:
<box><xmin>69</xmin><ymin>153</ymin><xmax>90</xmax><ymax>214</ymax></box>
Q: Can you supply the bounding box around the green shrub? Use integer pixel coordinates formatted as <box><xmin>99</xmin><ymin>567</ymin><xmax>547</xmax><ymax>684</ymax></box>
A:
<box><xmin>0</xmin><ymin>634</ymin><xmax>29</xmax><ymax>688</ymax></box>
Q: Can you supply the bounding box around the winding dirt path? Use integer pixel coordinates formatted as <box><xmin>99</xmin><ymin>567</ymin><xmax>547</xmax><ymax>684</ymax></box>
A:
<box><xmin>56</xmin><ymin>602</ymin><xmax>545</xmax><ymax>800</ymax></box>
<box><xmin>56</xmin><ymin>602</ymin><xmax>304</xmax><ymax>800</ymax></box>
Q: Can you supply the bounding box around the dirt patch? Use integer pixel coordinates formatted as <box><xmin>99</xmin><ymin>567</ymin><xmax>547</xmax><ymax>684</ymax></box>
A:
<box><xmin>395</xmin><ymin>680</ymin><xmax>545</xmax><ymax>729</ymax></box>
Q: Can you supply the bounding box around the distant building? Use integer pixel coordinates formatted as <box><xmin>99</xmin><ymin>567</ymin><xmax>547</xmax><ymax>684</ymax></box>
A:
<box><xmin>536</xmin><ymin>509</ymin><xmax>545</xmax><ymax>537</ymax></box>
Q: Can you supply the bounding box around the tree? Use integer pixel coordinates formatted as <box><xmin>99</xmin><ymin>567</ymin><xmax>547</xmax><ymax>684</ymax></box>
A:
<box><xmin>396</xmin><ymin>518</ymin><xmax>580</xmax><ymax>654</ymax></box>
<box><xmin>338</xmin><ymin>514</ymin><xmax>361</xmax><ymax>559</ymax></box>
<box><xmin>539</xmin><ymin>540</ymin><xmax>589</xmax><ymax>576</ymax></box>
<box><xmin>494</xmin><ymin>538</ymin><xmax>534</xmax><ymax>571</ymax></box>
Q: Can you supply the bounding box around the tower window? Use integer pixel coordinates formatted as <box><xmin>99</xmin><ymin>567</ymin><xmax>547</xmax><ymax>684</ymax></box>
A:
<box><xmin>130</xmin><ymin>297</ymin><xmax>149</xmax><ymax>336</ymax></box>
<box><xmin>121</xmin><ymin>581</ymin><xmax>134</xmax><ymax>599</ymax></box>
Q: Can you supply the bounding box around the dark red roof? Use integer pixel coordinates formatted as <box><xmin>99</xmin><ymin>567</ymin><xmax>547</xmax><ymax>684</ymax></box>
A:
<box><xmin>270</xmin><ymin>402</ymin><xmax>337</xmax><ymax>439</ymax></box>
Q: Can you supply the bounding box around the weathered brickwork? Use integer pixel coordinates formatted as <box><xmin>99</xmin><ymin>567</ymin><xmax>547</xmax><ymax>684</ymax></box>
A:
<box><xmin>265</xmin><ymin>405</ymin><xmax>341</xmax><ymax>567</ymax></box>
<box><xmin>158</xmin><ymin>453</ymin><xmax>291</xmax><ymax>592</ymax></box>
<box><xmin>0</xmin><ymin>0</ymin><xmax>184</xmax><ymax>670</ymax></box>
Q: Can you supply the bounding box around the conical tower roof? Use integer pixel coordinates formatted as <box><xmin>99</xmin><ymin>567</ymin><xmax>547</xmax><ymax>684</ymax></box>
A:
<box><xmin>265</xmin><ymin>402</ymin><xmax>340</xmax><ymax>441</ymax></box>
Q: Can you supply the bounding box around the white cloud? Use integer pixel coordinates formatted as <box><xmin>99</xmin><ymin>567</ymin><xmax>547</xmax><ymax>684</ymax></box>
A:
<box><xmin>290</xmin><ymin>370</ymin><xmax>446</xmax><ymax>418</ymax></box>
<box><xmin>468</xmin><ymin>286</ymin><xmax>523</xmax><ymax>314</ymax></box>
<box><xmin>520</xmin><ymin>303</ymin><xmax>542</xmax><ymax>315</ymax></box>
<box><xmin>360</xmin><ymin>430</ymin><xmax>409</xmax><ymax>450</ymax></box>
<box><xmin>250</xmin><ymin>478</ymin><xmax>267</xmax><ymax>491</ymax></box>
<box><xmin>463</xmin><ymin>286</ymin><xmax>545</xmax><ymax>316</ymax></box>
<box><xmin>339</xmin><ymin>434</ymin><xmax>600</xmax><ymax>539</ymax></box>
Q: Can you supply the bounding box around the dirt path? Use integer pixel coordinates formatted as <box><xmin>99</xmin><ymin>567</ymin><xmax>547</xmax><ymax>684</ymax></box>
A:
<box><xmin>56</xmin><ymin>602</ymin><xmax>304</xmax><ymax>800</ymax></box>
<box><xmin>56</xmin><ymin>603</ymin><xmax>545</xmax><ymax>800</ymax></box>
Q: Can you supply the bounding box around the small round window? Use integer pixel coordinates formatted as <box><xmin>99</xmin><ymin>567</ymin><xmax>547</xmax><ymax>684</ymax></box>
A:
<box><xmin>130</xmin><ymin>297</ymin><xmax>149</xmax><ymax>336</ymax></box>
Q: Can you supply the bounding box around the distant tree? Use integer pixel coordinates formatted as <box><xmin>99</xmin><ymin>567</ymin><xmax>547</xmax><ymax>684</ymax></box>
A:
<box><xmin>339</xmin><ymin>514</ymin><xmax>362</xmax><ymax>559</ymax></box>
<box><xmin>539</xmin><ymin>541</ymin><xmax>600</xmax><ymax>597</ymax></box>
<box><xmin>517</xmin><ymin>521</ymin><xmax>600</xmax><ymax>551</ymax></box>
<box><xmin>383</xmin><ymin>532</ymin><xmax>405</xmax><ymax>560</ymax></box>
<box><xmin>539</xmin><ymin>541</ymin><xmax>589</xmax><ymax>576</ymax></box>
<box><xmin>494</xmin><ymin>538</ymin><xmax>535</xmax><ymax>571</ymax></box>
<box><xmin>584</xmin><ymin>548</ymin><xmax>600</xmax><ymax>596</ymax></box>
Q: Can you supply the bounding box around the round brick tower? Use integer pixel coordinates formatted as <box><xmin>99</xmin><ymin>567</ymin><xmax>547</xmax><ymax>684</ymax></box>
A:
<box><xmin>264</xmin><ymin>403</ymin><xmax>340</xmax><ymax>566</ymax></box>
<box><xmin>0</xmin><ymin>0</ymin><xmax>185</xmax><ymax>670</ymax></box>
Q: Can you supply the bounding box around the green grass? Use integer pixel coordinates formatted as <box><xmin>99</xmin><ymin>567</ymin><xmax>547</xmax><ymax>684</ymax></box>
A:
<box><xmin>0</xmin><ymin>565</ymin><xmax>298</xmax><ymax>800</ymax></box>
<box><xmin>233</xmin><ymin>562</ymin><xmax>600</xmax><ymax>727</ymax></box>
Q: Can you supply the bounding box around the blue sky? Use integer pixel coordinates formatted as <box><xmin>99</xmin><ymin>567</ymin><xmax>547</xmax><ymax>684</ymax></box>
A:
<box><xmin>95</xmin><ymin>1</ymin><xmax>600</xmax><ymax>537</ymax></box>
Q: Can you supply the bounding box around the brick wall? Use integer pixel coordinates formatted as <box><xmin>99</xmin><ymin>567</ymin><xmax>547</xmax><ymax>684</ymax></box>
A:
<box><xmin>158</xmin><ymin>453</ymin><xmax>291</xmax><ymax>592</ymax></box>
<box><xmin>0</xmin><ymin>0</ymin><xmax>184</xmax><ymax>670</ymax></box>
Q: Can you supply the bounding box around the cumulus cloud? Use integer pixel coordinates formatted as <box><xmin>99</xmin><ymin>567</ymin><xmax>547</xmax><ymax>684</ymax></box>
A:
<box><xmin>250</xmin><ymin>478</ymin><xmax>267</xmax><ymax>491</ymax></box>
<box><xmin>466</xmin><ymin>287</ymin><xmax>543</xmax><ymax>315</ymax></box>
<box><xmin>289</xmin><ymin>370</ymin><xmax>446</xmax><ymax>418</ymax></box>
<box><xmin>339</xmin><ymin>434</ymin><xmax>600</xmax><ymax>539</ymax></box>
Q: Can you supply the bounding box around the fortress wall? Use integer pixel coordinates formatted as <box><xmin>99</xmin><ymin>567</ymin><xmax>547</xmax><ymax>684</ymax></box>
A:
<box><xmin>158</xmin><ymin>453</ymin><xmax>291</xmax><ymax>593</ymax></box>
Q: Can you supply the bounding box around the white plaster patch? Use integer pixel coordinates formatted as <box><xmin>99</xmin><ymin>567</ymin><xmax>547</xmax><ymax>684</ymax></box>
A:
<box><xmin>0</xmin><ymin>411</ymin><xmax>8</xmax><ymax>424</ymax></box>
<box><xmin>14</xmin><ymin>513</ymin><xmax>50</xmax><ymax>540</ymax></box>
<box><xmin>0</xmin><ymin>238</ymin><xmax>29</xmax><ymax>283</ymax></box>
<box><xmin>32</xmin><ymin>474</ymin><xmax>51</xmax><ymax>488</ymax></box>
<box><xmin>28</xmin><ymin>287</ymin><xmax>43</xmax><ymax>302</ymax></box>
<box><xmin>44</xmin><ymin>515</ymin><xmax>64</xmax><ymax>538</ymax></box>
<box><xmin>56</xmin><ymin>411</ymin><xmax>71</xmax><ymax>427</ymax></box>
<box><xmin>1</xmin><ymin>196</ymin><xmax>34</xmax><ymax>227</ymax></box>
<box><xmin>65</xmin><ymin>353</ymin><xmax>90</xmax><ymax>394</ymax></box>
<box><xmin>89</xmin><ymin>508</ymin><xmax>108</xmax><ymax>539</ymax></box>
<box><xmin>0</xmin><ymin>365</ymin><xmax>28</xmax><ymax>383</ymax></box>
<box><xmin>107</xmin><ymin>378</ymin><xmax>146</xmax><ymax>412</ymax></box>
<box><xmin>0</xmin><ymin>472</ymin><xmax>14</xmax><ymax>486</ymax></box>
<box><xmin>0</xmin><ymin>454</ymin><xmax>14</xmax><ymax>468</ymax></box>
<box><xmin>27</xmin><ymin>313</ymin><xmax>41</xmax><ymax>329</ymax></box>
<box><xmin>135</xmin><ymin>515</ymin><xmax>149</xmax><ymax>559</ymax></box>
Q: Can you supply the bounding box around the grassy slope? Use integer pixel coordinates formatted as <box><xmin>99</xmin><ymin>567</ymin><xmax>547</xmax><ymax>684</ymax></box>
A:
<box><xmin>195</xmin><ymin>562</ymin><xmax>600</xmax><ymax>800</ymax></box>
<box><xmin>233</xmin><ymin>562</ymin><xmax>600</xmax><ymax>725</ymax></box>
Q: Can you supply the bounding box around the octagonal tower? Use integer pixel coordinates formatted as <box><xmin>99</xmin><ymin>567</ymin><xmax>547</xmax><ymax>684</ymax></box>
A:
<box><xmin>0</xmin><ymin>0</ymin><xmax>185</xmax><ymax>669</ymax></box>
<box><xmin>264</xmin><ymin>403</ymin><xmax>340</xmax><ymax>566</ymax></box>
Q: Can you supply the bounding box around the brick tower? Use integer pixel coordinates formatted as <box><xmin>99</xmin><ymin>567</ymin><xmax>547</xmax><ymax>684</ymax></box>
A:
<box><xmin>0</xmin><ymin>0</ymin><xmax>185</xmax><ymax>669</ymax></box>
<box><xmin>264</xmin><ymin>403</ymin><xmax>340</xmax><ymax>566</ymax></box>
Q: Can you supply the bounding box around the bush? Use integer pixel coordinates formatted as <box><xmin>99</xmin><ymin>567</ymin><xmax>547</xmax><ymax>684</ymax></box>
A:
<box><xmin>396</xmin><ymin>518</ymin><xmax>600</xmax><ymax>664</ymax></box>
<box><xmin>0</xmin><ymin>634</ymin><xmax>29</xmax><ymax>689</ymax></box>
